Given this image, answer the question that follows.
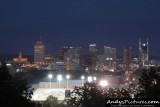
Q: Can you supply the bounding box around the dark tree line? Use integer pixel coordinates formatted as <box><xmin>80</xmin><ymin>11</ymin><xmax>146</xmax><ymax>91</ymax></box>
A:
<box><xmin>67</xmin><ymin>67</ymin><xmax>160</xmax><ymax>107</ymax></box>
<box><xmin>135</xmin><ymin>67</ymin><xmax>160</xmax><ymax>98</ymax></box>
<box><xmin>0</xmin><ymin>62</ymin><xmax>38</xmax><ymax>107</ymax></box>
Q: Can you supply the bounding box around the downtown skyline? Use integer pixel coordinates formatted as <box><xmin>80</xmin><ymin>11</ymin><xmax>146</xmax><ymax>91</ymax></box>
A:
<box><xmin>0</xmin><ymin>0</ymin><xmax>160</xmax><ymax>55</ymax></box>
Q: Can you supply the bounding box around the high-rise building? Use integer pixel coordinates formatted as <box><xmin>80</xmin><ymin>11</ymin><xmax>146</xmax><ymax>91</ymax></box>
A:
<box><xmin>104</xmin><ymin>45</ymin><xmax>116</xmax><ymax>67</ymax></box>
<box><xmin>34</xmin><ymin>41</ymin><xmax>45</xmax><ymax>64</ymax></box>
<box><xmin>59</xmin><ymin>46</ymin><xmax>69</xmax><ymax>61</ymax></box>
<box><xmin>104</xmin><ymin>45</ymin><xmax>116</xmax><ymax>61</ymax></box>
<box><xmin>123</xmin><ymin>47</ymin><xmax>132</xmax><ymax>70</ymax></box>
<box><xmin>68</xmin><ymin>47</ymin><xmax>81</xmax><ymax>64</ymax></box>
<box><xmin>139</xmin><ymin>38</ymin><xmax>149</xmax><ymax>65</ymax></box>
<box><xmin>89</xmin><ymin>44</ymin><xmax>98</xmax><ymax>67</ymax></box>
<box><xmin>62</xmin><ymin>47</ymin><xmax>81</xmax><ymax>64</ymax></box>
<box><xmin>89</xmin><ymin>44</ymin><xmax>97</xmax><ymax>53</ymax></box>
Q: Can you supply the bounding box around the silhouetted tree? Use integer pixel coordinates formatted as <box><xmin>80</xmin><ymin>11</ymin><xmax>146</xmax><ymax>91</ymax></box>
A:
<box><xmin>135</xmin><ymin>67</ymin><xmax>160</xmax><ymax>98</ymax></box>
<box><xmin>104</xmin><ymin>88</ymin><xmax>130</xmax><ymax>98</ymax></box>
<box><xmin>67</xmin><ymin>83</ymin><xmax>105</xmax><ymax>107</ymax></box>
<box><xmin>0</xmin><ymin>62</ymin><xmax>36</xmax><ymax>107</ymax></box>
<box><xmin>67</xmin><ymin>82</ymin><xmax>131</xmax><ymax>107</ymax></box>
<box><xmin>43</xmin><ymin>95</ymin><xmax>59</xmax><ymax>107</ymax></box>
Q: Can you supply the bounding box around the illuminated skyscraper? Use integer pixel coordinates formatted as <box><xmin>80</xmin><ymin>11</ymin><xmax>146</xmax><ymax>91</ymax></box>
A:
<box><xmin>68</xmin><ymin>47</ymin><xmax>81</xmax><ymax>64</ymax></box>
<box><xmin>34</xmin><ymin>41</ymin><xmax>45</xmax><ymax>64</ymax></box>
<box><xmin>104</xmin><ymin>45</ymin><xmax>116</xmax><ymax>61</ymax></box>
<box><xmin>139</xmin><ymin>38</ymin><xmax>149</xmax><ymax>65</ymax></box>
<box><xmin>62</xmin><ymin>47</ymin><xmax>81</xmax><ymax>64</ymax></box>
<box><xmin>89</xmin><ymin>44</ymin><xmax>97</xmax><ymax>53</ymax></box>
<box><xmin>89</xmin><ymin>44</ymin><xmax>98</xmax><ymax>67</ymax></box>
<box><xmin>104</xmin><ymin>45</ymin><xmax>116</xmax><ymax>67</ymax></box>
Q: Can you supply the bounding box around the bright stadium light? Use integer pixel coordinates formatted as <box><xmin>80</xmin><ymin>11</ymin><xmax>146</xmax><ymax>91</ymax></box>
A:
<box><xmin>81</xmin><ymin>76</ymin><xmax>85</xmax><ymax>80</ymax></box>
<box><xmin>88</xmin><ymin>76</ymin><xmax>92</xmax><ymax>83</ymax></box>
<box><xmin>99</xmin><ymin>80</ymin><xmax>108</xmax><ymax>87</ymax></box>
<box><xmin>48</xmin><ymin>74</ymin><xmax>53</xmax><ymax>79</ymax></box>
<box><xmin>93</xmin><ymin>76</ymin><xmax>97</xmax><ymax>81</ymax></box>
<box><xmin>66</xmin><ymin>75</ymin><xmax>70</xmax><ymax>79</ymax></box>
<box><xmin>81</xmin><ymin>76</ymin><xmax>85</xmax><ymax>86</ymax></box>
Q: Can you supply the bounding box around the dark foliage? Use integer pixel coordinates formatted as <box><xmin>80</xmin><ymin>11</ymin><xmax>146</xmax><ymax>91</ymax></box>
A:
<box><xmin>67</xmin><ymin>82</ymin><xmax>131</xmax><ymax>107</ymax></box>
<box><xmin>0</xmin><ymin>62</ymin><xmax>36</xmax><ymax>107</ymax></box>
<box><xmin>43</xmin><ymin>95</ymin><xmax>59</xmax><ymax>107</ymax></box>
<box><xmin>135</xmin><ymin>67</ymin><xmax>160</xmax><ymax>98</ymax></box>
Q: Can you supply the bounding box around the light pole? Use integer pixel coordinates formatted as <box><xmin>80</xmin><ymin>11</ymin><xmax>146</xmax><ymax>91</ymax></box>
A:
<box><xmin>57</xmin><ymin>74</ymin><xmax>62</xmax><ymax>88</ymax></box>
<box><xmin>66</xmin><ymin>74</ymin><xmax>70</xmax><ymax>89</ymax></box>
<box><xmin>81</xmin><ymin>76</ymin><xmax>85</xmax><ymax>86</ymax></box>
<box><xmin>48</xmin><ymin>74</ymin><xmax>53</xmax><ymax>88</ymax></box>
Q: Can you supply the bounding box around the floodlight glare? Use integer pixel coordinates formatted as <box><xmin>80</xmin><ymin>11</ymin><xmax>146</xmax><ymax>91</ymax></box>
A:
<box><xmin>66</xmin><ymin>75</ymin><xmax>70</xmax><ymax>79</ymax></box>
<box><xmin>88</xmin><ymin>76</ymin><xmax>92</xmax><ymax>83</ymax></box>
<box><xmin>48</xmin><ymin>74</ymin><xmax>53</xmax><ymax>79</ymax></box>
<box><xmin>57</xmin><ymin>75</ymin><xmax>62</xmax><ymax>81</ymax></box>
<box><xmin>99</xmin><ymin>80</ymin><xmax>108</xmax><ymax>87</ymax></box>
<box><xmin>81</xmin><ymin>76</ymin><xmax>85</xmax><ymax>80</ymax></box>
<box><xmin>93</xmin><ymin>77</ymin><xmax>97</xmax><ymax>81</ymax></box>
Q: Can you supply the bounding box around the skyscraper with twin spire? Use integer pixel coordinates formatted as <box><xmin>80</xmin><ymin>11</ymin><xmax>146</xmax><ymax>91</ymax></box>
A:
<box><xmin>139</xmin><ymin>38</ymin><xmax>149</xmax><ymax>66</ymax></box>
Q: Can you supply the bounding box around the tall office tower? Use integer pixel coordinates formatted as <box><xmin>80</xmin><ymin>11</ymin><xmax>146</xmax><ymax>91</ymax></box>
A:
<box><xmin>63</xmin><ymin>47</ymin><xmax>81</xmax><ymax>64</ymax></box>
<box><xmin>34</xmin><ymin>41</ymin><xmax>45</xmax><ymax>64</ymax></box>
<box><xmin>104</xmin><ymin>45</ymin><xmax>116</xmax><ymax>67</ymax></box>
<box><xmin>68</xmin><ymin>47</ymin><xmax>81</xmax><ymax>64</ymax></box>
<box><xmin>104</xmin><ymin>45</ymin><xmax>116</xmax><ymax>61</ymax></box>
<box><xmin>59</xmin><ymin>46</ymin><xmax>69</xmax><ymax>61</ymax></box>
<box><xmin>89</xmin><ymin>44</ymin><xmax>98</xmax><ymax>67</ymax></box>
<box><xmin>139</xmin><ymin>38</ymin><xmax>149</xmax><ymax>65</ymax></box>
<box><xmin>89</xmin><ymin>44</ymin><xmax>98</xmax><ymax>53</ymax></box>
<box><xmin>123</xmin><ymin>47</ymin><xmax>132</xmax><ymax>70</ymax></box>
<box><xmin>111</xmin><ymin>48</ymin><xmax>116</xmax><ymax>61</ymax></box>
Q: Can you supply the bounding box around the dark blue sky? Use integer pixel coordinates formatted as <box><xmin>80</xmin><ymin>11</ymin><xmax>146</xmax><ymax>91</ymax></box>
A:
<box><xmin>0</xmin><ymin>0</ymin><xmax>160</xmax><ymax>55</ymax></box>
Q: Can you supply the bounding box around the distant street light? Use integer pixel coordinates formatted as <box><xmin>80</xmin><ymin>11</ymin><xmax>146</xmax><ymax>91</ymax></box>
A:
<box><xmin>57</xmin><ymin>74</ymin><xmax>62</xmax><ymax>88</ymax></box>
<box><xmin>48</xmin><ymin>74</ymin><xmax>53</xmax><ymax>88</ymax></box>
<box><xmin>81</xmin><ymin>76</ymin><xmax>85</xmax><ymax>86</ymax></box>
<box><xmin>66</xmin><ymin>74</ymin><xmax>70</xmax><ymax>89</ymax></box>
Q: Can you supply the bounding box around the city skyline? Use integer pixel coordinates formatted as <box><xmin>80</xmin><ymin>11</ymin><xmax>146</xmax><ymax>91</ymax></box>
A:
<box><xmin>0</xmin><ymin>38</ymin><xmax>154</xmax><ymax>56</ymax></box>
<box><xmin>1</xmin><ymin>0</ymin><xmax>160</xmax><ymax>55</ymax></box>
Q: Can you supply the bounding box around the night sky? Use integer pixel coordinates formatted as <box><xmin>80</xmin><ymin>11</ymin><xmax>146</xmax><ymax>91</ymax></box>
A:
<box><xmin>0</xmin><ymin>0</ymin><xmax>160</xmax><ymax>55</ymax></box>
